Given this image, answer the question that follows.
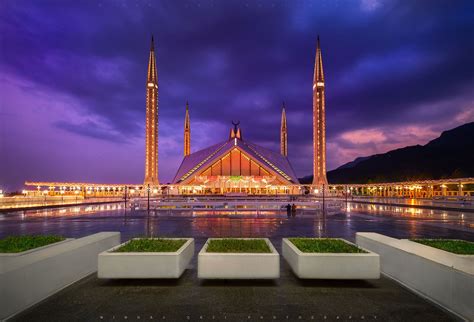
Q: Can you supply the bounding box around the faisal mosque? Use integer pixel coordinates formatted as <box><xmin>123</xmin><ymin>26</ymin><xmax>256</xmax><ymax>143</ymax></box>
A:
<box><xmin>144</xmin><ymin>36</ymin><xmax>328</xmax><ymax>195</ymax></box>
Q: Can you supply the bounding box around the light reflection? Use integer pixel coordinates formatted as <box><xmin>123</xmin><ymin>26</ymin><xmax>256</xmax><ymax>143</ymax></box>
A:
<box><xmin>346</xmin><ymin>202</ymin><xmax>473</xmax><ymax>229</ymax></box>
<box><xmin>20</xmin><ymin>203</ymin><xmax>124</xmax><ymax>218</ymax></box>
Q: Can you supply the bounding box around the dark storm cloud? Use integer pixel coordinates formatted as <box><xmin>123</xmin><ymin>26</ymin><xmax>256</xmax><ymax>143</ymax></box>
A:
<box><xmin>54</xmin><ymin>120</ymin><xmax>128</xmax><ymax>143</ymax></box>
<box><xmin>1</xmin><ymin>0</ymin><xmax>473</xmax><ymax>189</ymax></box>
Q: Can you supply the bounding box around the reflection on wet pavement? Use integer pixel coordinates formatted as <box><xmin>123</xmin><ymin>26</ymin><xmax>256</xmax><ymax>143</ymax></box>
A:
<box><xmin>352</xmin><ymin>197</ymin><xmax>474</xmax><ymax>210</ymax></box>
<box><xmin>1</xmin><ymin>201</ymin><xmax>473</xmax><ymax>242</ymax></box>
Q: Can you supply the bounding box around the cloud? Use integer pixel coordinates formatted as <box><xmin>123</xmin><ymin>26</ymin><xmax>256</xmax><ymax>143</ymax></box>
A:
<box><xmin>341</xmin><ymin>129</ymin><xmax>387</xmax><ymax>145</ymax></box>
<box><xmin>360</xmin><ymin>0</ymin><xmax>382</xmax><ymax>12</ymax></box>
<box><xmin>326</xmin><ymin>106</ymin><xmax>473</xmax><ymax>170</ymax></box>
<box><xmin>1</xmin><ymin>0</ymin><xmax>473</xmax><ymax>189</ymax></box>
<box><xmin>54</xmin><ymin>120</ymin><xmax>127</xmax><ymax>143</ymax></box>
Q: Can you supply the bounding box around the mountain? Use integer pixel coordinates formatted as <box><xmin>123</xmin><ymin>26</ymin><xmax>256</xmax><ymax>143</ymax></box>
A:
<box><xmin>299</xmin><ymin>122</ymin><xmax>474</xmax><ymax>184</ymax></box>
<box><xmin>335</xmin><ymin>156</ymin><xmax>371</xmax><ymax>170</ymax></box>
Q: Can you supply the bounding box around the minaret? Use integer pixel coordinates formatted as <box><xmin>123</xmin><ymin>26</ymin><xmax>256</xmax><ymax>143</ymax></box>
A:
<box><xmin>312</xmin><ymin>36</ymin><xmax>328</xmax><ymax>186</ymax></box>
<box><xmin>144</xmin><ymin>36</ymin><xmax>159</xmax><ymax>186</ymax></box>
<box><xmin>184</xmin><ymin>101</ymin><xmax>191</xmax><ymax>157</ymax></box>
<box><xmin>280</xmin><ymin>102</ymin><xmax>288</xmax><ymax>157</ymax></box>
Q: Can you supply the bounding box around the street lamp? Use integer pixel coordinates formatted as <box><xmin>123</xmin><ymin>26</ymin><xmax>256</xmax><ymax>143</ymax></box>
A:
<box><xmin>147</xmin><ymin>184</ymin><xmax>150</xmax><ymax>211</ymax></box>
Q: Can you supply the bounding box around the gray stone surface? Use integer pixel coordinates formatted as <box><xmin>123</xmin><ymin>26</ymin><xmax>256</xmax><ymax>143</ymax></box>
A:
<box><xmin>2</xmin><ymin>201</ymin><xmax>472</xmax><ymax>321</ymax></box>
<box><xmin>11</xmin><ymin>237</ymin><xmax>459</xmax><ymax>322</ymax></box>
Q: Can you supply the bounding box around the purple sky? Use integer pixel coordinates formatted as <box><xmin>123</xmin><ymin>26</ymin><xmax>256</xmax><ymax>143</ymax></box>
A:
<box><xmin>1</xmin><ymin>0</ymin><xmax>474</xmax><ymax>191</ymax></box>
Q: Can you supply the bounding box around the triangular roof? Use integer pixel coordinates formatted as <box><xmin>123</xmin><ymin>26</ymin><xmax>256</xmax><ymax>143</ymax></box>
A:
<box><xmin>172</xmin><ymin>138</ymin><xmax>299</xmax><ymax>184</ymax></box>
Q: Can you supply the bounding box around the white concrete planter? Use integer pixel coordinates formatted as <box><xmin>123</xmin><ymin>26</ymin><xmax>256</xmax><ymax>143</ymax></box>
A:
<box><xmin>198</xmin><ymin>238</ymin><xmax>279</xmax><ymax>279</ymax></box>
<box><xmin>282</xmin><ymin>238</ymin><xmax>380</xmax><ymax>279</ymax></box>
<box><xmin>98</xmin><ymin>238</ymin><xmax>194</xmax><ymax>279</ymax></box>
<box><xmin>356</xmin><ymin>232</ymin><xmax>474</xmax><ymax>321</ymax></box>
<box><xmin>0</xmin><ymin>232</ymin><xmax>121</xmax><ymax>320</ymax></box>
<box><xmin>398</xmin><ymin>239</ymin><xmax>474</xmax><ymax>275</ymax></box>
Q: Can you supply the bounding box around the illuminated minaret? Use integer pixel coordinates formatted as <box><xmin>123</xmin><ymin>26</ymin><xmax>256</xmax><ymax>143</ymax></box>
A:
<box><xmin>184</xmin><ymin>101</ymin><xmax>191</xmax><ymax>157</ymax></box>
<box><xmin>280</xmin><ymin>102</ymin><xmax>288</xmax><ymax>157</ymax></box>
<box><xmin>312</xmin><ymin>36</ymin><xmax>328</xmax><ymax>186</ymax></box>
<box><xmin>144</xmin><ymin>36</ymin><xmax>159</xmax><ymax>186</ymax></box>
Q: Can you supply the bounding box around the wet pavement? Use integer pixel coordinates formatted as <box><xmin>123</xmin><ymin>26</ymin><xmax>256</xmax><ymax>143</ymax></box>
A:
<box><xmin>3</xmin><ymin>201</ymin><xmax>473</xmax><ymax>321</ymax></box>
<box><xmin>1</xmin><ymin>201</ymin><xmax>473</xmax><ymax>242</ymax></box>
<box><xmin>351</xmin><ymin>197</ymin><xmax>474</xmax><ymax>212</ymax></box>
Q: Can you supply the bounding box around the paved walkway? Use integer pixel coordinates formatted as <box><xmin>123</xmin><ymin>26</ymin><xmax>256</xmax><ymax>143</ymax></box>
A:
<box><xmin>4</xmin><ymin>202</ymin><xmax>472</xmax><ymax>321</ymax></box>
<box><xmin>12</xmin><ymin>237</ymin><xmax>458</xmax><ymax>322</ymax></box>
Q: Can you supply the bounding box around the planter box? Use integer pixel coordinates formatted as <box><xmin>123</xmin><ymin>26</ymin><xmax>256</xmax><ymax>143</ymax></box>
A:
<box><xmin>356</xmin><ymin>232</ymin><xmax>474</xmax><ymax>321</ymax></box>
<box><xmin>0</xmin><ymin>238</ymin><xmax>74</xmax><ymax>268</ymax></box>
<box><xmin>98</xmin><ymin>238</ymin><xmax>194</xmax><ymax>279</ymax></box>
<box><xmin>198</xmin><ymin>238</ymin><xmax>279</xmax><ymax>279</ymax></box>
<box><xmin>0</xmin><ymin>232</ymin><xmax>120</xmax><ymax>320</ymax></box>
<box><xmin>398</xmin><ymin>239</ymin><xmax>474</xmax><ymax>275</ymax></box>
<box><xmin>282</xmin><ymin>238</ymin><xmax>380</xmax><ymax>279</ymax></box>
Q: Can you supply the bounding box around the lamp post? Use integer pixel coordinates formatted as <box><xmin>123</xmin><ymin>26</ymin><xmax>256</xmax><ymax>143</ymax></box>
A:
<box><xmin>322</xmin><ymin>183</ymin><xmax>325</xmax><ymax>210</ymax></box>
<box><xmin>147</xmin><ymin>184</ymin><xmax>150</xmax><ymax>211</ymax></box>
<box><xmin>322</xmin><ymin>184</ymin><xmax>326</xmax><ymax>223</ymax></box>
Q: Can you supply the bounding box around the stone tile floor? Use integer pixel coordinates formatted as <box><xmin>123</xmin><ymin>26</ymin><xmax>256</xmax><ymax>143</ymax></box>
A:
<box><xmin>3</xmin><ymin>201</ymin><xmax>472</xmax><ymax>321</ymax></box>
<box><xmin>11</xmin><ymin>237</ymin><xmax>460</xmax><ymax>322</ymax></box>
<box><xmin>1</xmin><ymin>201</ymin><xmax>473</xmax><ymax>242</ymax></box>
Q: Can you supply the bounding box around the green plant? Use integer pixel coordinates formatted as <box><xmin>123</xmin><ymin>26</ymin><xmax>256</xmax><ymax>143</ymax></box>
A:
<box><xmin>411</xmin><ymin>239</ymin><xmax>474</xmax><ymax>255</ymax></box>
<box><xmin>0</xmin><ymin>235</ymin><xmax>65</xmax><ymax>253</ymax></box>
<box><xmin>289</xmin><ymin>238</ymin><xmax>366</xmax><ymax>253</ymax></box>
<box><xmin>206</xmin><ymin>239</ymin><xmax>271</xmax><ymax>253</ymax></box>
<box><xmin>114</xmin><ymin>238</ymin><xmax>187</xmax><ymax>252</ymax></box>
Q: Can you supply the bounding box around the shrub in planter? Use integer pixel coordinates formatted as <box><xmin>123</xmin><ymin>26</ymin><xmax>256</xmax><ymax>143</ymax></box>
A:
<box><xmin>98</xmin><ymin>238</ymin><xmax>194</xmax><ymax>279</ymax></box>
<box><xmin>283</xmin><ymin>238</ymin><xmax>380</xmax><ymax>279</ymax></box>
<box><xmin>198</xmin><ymin>238</ymin><xmax>279</xmax><ymax>279</ymax></box>
<box><xmin>410</xmin><ymin>239</ymin><xmax>474</xmax><ymax>255</ymax></box>
<box><xmin>0</xmin><ymin>235</ymin><xmax>65</xmax><ymax>253</ymax></box>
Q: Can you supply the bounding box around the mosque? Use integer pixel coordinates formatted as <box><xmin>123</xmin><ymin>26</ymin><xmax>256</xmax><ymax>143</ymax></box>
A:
<box><xmin>143</xmin><ymin>36</ymin><xmax>328</xmax><ymax>195</ymax></box>
<box><xmin>24</xmin><ymin>37</ymin><xmax>328</xmax><ymax>196</ymax></box>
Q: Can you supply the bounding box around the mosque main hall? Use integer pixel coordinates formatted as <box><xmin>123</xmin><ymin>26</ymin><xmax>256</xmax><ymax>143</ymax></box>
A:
<box><xmin>142</xmin><ymin>36</ymin><xmax>328</xmax><ymax>195</ymax></box>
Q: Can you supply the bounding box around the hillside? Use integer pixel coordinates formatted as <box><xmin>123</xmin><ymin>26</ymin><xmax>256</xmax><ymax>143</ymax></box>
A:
<box><xmin>300</xmin><ymin>122</ymin><xmax>474</xmax><ymax>184</ymax></box>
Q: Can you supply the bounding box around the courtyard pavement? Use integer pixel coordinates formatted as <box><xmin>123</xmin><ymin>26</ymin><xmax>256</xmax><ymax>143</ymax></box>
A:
<box><xmin>3</xmin><ymin>201</ymin><xmax>472</xmax><ymax>321</ymax></box>
<box><xmin>11</xmin><ymin>237</ymin><xmax>460</xmax><ymax>322</ymax></box>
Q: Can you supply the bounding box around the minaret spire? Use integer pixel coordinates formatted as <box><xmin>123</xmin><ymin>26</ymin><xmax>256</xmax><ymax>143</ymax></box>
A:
<box><xmin>280</xmin><ymin>101</ymin><xmax>288</xmax><ymax>157</ymax></box>
<box><xmin>184</xmin><ymin>101</ymin><xmax>191</xmax><ymax>157</ymax></box>
<box><xmin>312</xmin><ymin>35</ymin><xmax>328</xmax><ymax>186</ymax></box>
<box><xmin>144</xmin><ymin>35</ymin><xmax>159</xmax><ymax>186</ymax></box>
<box><xmin>314</xmin><ymin>35</ymin><xmax>324</xmax><ymax>83</ymax></box>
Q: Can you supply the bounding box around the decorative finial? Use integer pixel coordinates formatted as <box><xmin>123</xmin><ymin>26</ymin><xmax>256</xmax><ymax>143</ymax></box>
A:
<box><xmin>232</xmin><ymin>120</ymin><xmax>240</xmax><ymax>133</ymax></box>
